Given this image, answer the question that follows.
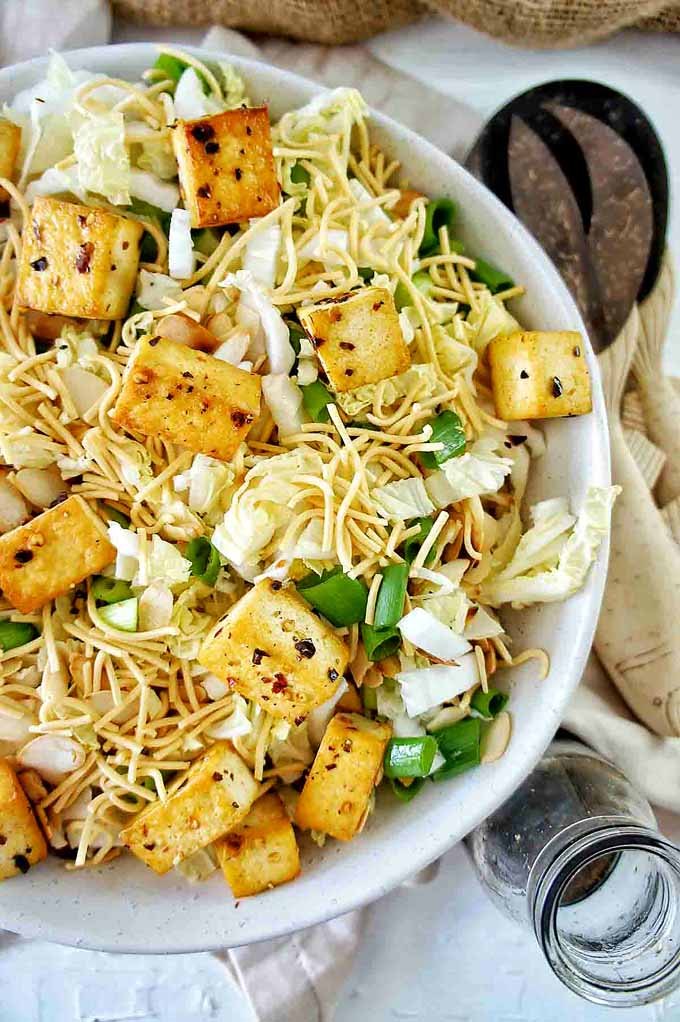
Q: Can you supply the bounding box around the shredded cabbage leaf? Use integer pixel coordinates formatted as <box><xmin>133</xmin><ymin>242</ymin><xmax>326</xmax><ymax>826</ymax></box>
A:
<box><xmin>73</xmin><ymin>111</ymin><xmax>130</xmax><ymax>205</ymax></box>
<box><xmin>373</xmin><ymin>477</ymin><xmax>435</xmax><ymax>521</ymax></box>
<box><xmin>335</xmin><ymin>363</ymin><xmax>439</xmax><ymax>416</ymax></box>
<box><xmin>426</xmin><ymin>434</ymin><xmax>513</xmax><ymax>507</ymax></box>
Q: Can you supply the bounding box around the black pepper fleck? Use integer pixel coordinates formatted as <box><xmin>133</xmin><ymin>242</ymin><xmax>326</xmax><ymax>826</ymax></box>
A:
<box><xmin>252</xmin><ymin>648</ymin><xmax>269</xmax><ymax>666</ymax></box>
<box><xmin>328</xmin><ymin>668</ymin><xmax>339</xmax><ymax>681</ymax></box>
<box><xmin>235</xmin><ymin>168</ymin><xmax>242</xmax><ymax>181</ymax></box>
<box><xmin>520</xmin><ymin>369</ymin><xmax>529</xmax><ymax>380</ymax></box>
<box><xmin>552</xmin><ymin>376</ymin><xmax>563</xmax><ymax>398</ymax></box>
<box><xmin>13</xmin><ymin>854</ymin><xmax>30</xmax><ymax>874</ymax></box>
<box><xmin>191</xmin><ymin>123</ymin><xmax>215</xmax><ymax>142</ymax></box>
<box><xmin>14</xmin><ymin>549</ymin><xmax>33</xmax><ymax>564</ymax></box>
<box><xmin>30</xmin><ymin>257</ymin><xmax>48</xmax><ymax>272</ymax></box>
<box><xmin>212</xmin><ymin>772</ymin><xmax>223</xmax><ymax>782</ymax></box>
<box><xmin>573</xmin><ymin>346</ymin><xmax>581</xmax><ymax>357</ymax></box>
<box><xmin>205</xmin><ymin>141</ymin><xmax>220</xmax><ymax>154</ymax></box>
<box><xmin>294</xmin><ymin>639</ymin><xmax>316</xmax><ymax>659</ymax></box>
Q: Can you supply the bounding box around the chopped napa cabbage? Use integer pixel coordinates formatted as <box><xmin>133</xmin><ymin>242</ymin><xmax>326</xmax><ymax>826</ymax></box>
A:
<box><xmin>425</xmin><ymin>434</ymin><xmax>513</xmax><ymax>508</ymax></box>
<box><xmin>262</xmin><ymin>374</ymin><xmax>305</xmax><ymax>437</ymax></box>
<box><xmin>73</xmin><ymin>111</ymin><xmax>130</xmax><ymax>206</ymax></box>
<box><xmin>135</xmin><ymin>270</ymin><xmax>183</xmax><ymax>310</ymax></box>
<box><xmin>298</xmin><ymin>229</ymin><xmax>349</xmax><ymax>269</ymax></box>
<box><xmin>219</xmin><ymin>64</ymin><xmax>249</xmax><ymax>109</ymax></box>
<box><xmin>481</xmin><ymin>485</ymin><xmax>620</xmax><ymax>608</ymax></box>
<box><xmin>129</xmin><ymin>168</ymin><xmax>179</xmax><ymax>213</ymax></box>
<box><xmin>0</xmin><ymin>435</ymin><xmax>57</xmax><ymax>470</ymax></box>
<box><xmin>433</xmin><ymin>321</ymin><xmax>477</xmax><ymax>386</ymax></box>
<box><xmin>412</xmin><ymin>588</ymin><xmax>470</xmax><ymax>639</ymax></box>
<box><xmin>291</xmin><ymin>517</ymin><xmax>333</xmax><ymax>561</ymax></box>
<box><xmin>373</xmin><ymin>477</ymin><xmax>435</xmax><ymax>521</ymax></box>
<box><xmin>348</xmin><ymin>178</ymin><xmax>391</xmax><ymax>226</ymax></box>
<box><xmin>54</xmin><ymin>327</ymin><xmax>100</xmax><ymax>370</ymax></box>
<box><xmin>497</xmin><ymin>497</ymin><xmax>575</xmax><ymax>581</ymax></box>
<box><xmin>268</xmin><ymin>719</ymin><xmax>315</xmax><ymax>776</ymax></box>
<box><xmin>463</xmin><ymin>604</ymin><xmax>504</xmax><ymax>640</ymax></box>
<box><xmin>206</xmin><ymin>696</ymin><xmax>253</xmax><ymax>739</ymax></box>
<box><xmin>173</xmin><ymin>68</ymin><xmax>222</xmax><ymax>120</ymax></box>
<box><xmin>466</xmin><ymin>289</ymin><xmax>520</xmax><ymax>354</ymax></box>
<box><xmin>279</xmin><ymin>87</ymin><xmax>367</xmax><ymax>154</ymax></box>
<box><xmin>399</xmin><ymin>309</ymin><xmax>416</xmax><ymax>345</ymax></box>
<box><xmin>222</xmin><ymin>270</ymin><xmax>294</xmax><ymax>374</ymax></box>
<box><xmin>398</xmin><ymin>607</ymin><xmax>471</xmax><ymax>661</ymax></box>
<box><xmin>130</xmin><ymin>123</ymin><xmax>178</xmax><ymax>180</ymax></box>
<box><xmin>173</xmin><ymin>453</ymin><xmax>236</xmax><ymax>519</ymax></box>
<box><xmin>25</xmin><ymin>164</ymin><xmax>87</xmax><ymax>204</ymax></box>
<box><xmin>168</xmin><ymin>208</ymin><xmax>195</xmax><ymax>279</ymax></box>
<box><xmin>167</xmin><ymin>582</ymin><xmax>222</xmax><ymax>659</ymax></box>
<box><xmin>107</xmin><ymin>523</ymin><xmax>191</xmax><ymax>588</ymax></box>
<box><xmin>176</xmin><ymin>845</ymin><xmax>218</xmax><ymax>883</ymax></box>
<box><xmin>397</xmin><ymin>653</ymin><xmax>480</xmax><ymax>717</ymax></box>
<box><xmin>243</xmin><ymin>221</ymin><xmax>281</xmax><ymax>288</ymax></box>
<box><xmin>335</xmin><ymin>362</ymin><xmax>439</xmax><ymax>417</ymax></box>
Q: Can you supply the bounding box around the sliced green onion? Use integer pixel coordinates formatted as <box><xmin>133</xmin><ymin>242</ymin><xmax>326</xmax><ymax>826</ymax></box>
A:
<box><xmin>193</xmin><ymin>228</ymin><xmax>221</xmax><ymax>257</ymax></box>
<box><xmin>298</xmin><ymin>568</ymin><xmax>368</xmax><ymax>627</ymax></box>
<box><xmin>419</xmin><ymin>198</ymin><xmax>456</xmax><ymax>256</ymax></box>
<box><xmin>0</xmin><ymin>621</ymin><xmax>38</xmax><ymax>652</ymax></box>
<box><xmin>388</xmin><ymin>775</ymin><xmax>426</xmax><ymax>802</ymax></box>
<box><xmin>357</xmin><ymin>266</ymin><xmax>374</xmax><ymax>283</ymax></box>
<box><xmin>450</xmin><ymin>239</ymin><xmax>466</xmax><ymax>255</ymax></box>
<box><xmin>287</xmin><ymin>322</ymin><xmax>305</xmax><ymax>357</ymax></box>
<box><xmin>471</xmin><ymin>257</ymin><xmax>514</xmax><ymax>294</ymax></box>
<box><xmin>419</xmin><ymin>410</ymin><xmax>466</xmax><ymax>470</ymax></box>
<box><xmin>301</xmin><ymin>380</ymin><xmax>332</xmax><ymax>423</ymax></box>
<box><xmin>362</xmin><ymin>686</ymin><xmax>378</xmax><ymax>711</ymax></box>
<box><xmin>186</xmin><ymin>537</ymin><xmax>221</xmax><ymax>586</ymax></box>
<box><xmin>348</xmin><ymin>420</ymin><xmax>379</xmax><ymax>432</ymax></box>
<box><xmin>394</xmin><ymin>270</ymin><xmax>433</xmax><ymax>311</ymax></box>
<box><xmin>153</xmin><ymin>53</ymin><xmax>210</xmax><ymax>93</ymax></box>
<box><xmin>373</xmin><ymin>563</ymin><xmax>409</xmax><ymax>630</ymax></box>
<box><xmin>101</xmin><ymin>504</ymin><xmax>130</xmax><ymax>529</ymax></box>
<box><xmin>99</xmin><ymin>597</ymin><xmax>139</xmax><ymax>633</ymax></box>
<box><xmin>290</xmin><ymin>162</ymin><xmax>311</xmax><ymax>187</ymax></box>
<box><xmin>361</xmin><ymin>622</ymin><xmax>401</xmax><ymax>661</ymax></box>
<box><xmin>127</xmin><ymin>299</ymin><xmax>146</xmax><ymax>318</ymax></box>
<box><xmin>471</xmin><ymin>687</ymin><xmax>509</xmax><ymax>719</ymax></box>
<box><xmin>91</xmin><ymin>576</ymin><xmax>134</xmax><ymax>605</ymax></box>
<box><xmin>401</xmin><ymin>517</ymin><xmax>435</xmax><ymax>566</ymax></box>
<box><xmin>431</xmin><ymin>718</ymin><xmax>481</xmax><ymax>781</ymax></box>
<box><xmin>383</xmin><ymin>736</ymin><xmax>438</xmax><ymax>779</ymax></box>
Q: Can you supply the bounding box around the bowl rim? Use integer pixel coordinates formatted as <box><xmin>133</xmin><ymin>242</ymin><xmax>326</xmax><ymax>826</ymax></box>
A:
<box><xmin>0</xmin><ymin>42</ymin><xmax>611</xmax><ymax>953</ymax></box>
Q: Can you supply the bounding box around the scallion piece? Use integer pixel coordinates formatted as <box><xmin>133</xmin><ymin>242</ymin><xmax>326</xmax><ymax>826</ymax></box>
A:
<box><xmin>0</xmin><ymin>621</ymin><xmax>38</xmax><ymax>652</ymax></box>
<box><xmin>101</xmin><ymin>504</ymin><xmax>130</xmax><ymax>529</ymax></box>
<box><xmin>419</xmin><ymin>198</ymin><xmax>456</xmax><ymax>256</ymax></box>
<box><xmin>419</xmin><ymin>410</ymin><xmax>466</xmax><ymax>469</ymax></box>
<box><xmin>301</xmin><ymin>380</ymin><xmax>332</xmax><ymax>423</ymax></box>
<box><xmin>431</xmin><ymin>718</ymin><xmax>481</xmax><ymax>781</ymax></box>
<box><xmin>290</xmin><ymin>162</ymin><xmax>311</xmax><ymax>187</ymax></box>
<box><xmin>298</xmin><ymin>568</ymin><xmax>368</xmax><ymax>627</ymax></box>
<box><xmin>127</xmin><ymin>299</ymin><xmax>146</xmax><ymax>318</ymax></box>
<box><xmin>388</xmin><ymin>775</ymin><xmax>426</xmax><ymax>802</ymax></box>
<box><xmin>471</xmin><ymin>687</ymin><xmax>509</xmax><ymax>719</ymax></box>
<box><xmin>99</xmin><ymin>597</ymin><xmax>139</xmax><ymax>633</ymax></box>
<box><xmin>383</xmin><ymin>736</ymin><xmax>438</xmax><ymax>779</ymax></box>
<box><xmin>193</xmin><ymin>227</ymin><xmax>221</xmax><ymax>257</ymax></box>
<box><xmin>357</xmin><ymin>266</ymin><xmax>373</xmax><ymax>283</ymax></box>
<box><xmin>471</xmin><ymin>257</ymin><xmax>514</xmax><ymax>294</ymax></box>
<box><xmin>91</xmin><ymin>576</ymin><xmax>134</xmax><ymax>605</ymax></box>
<box><xmin>153</xmin><ymin>53</ymin><xmax>210</xmax><ymax>93</ymax></box>
<box><xmin>373</xmin><ymin>563</ymin><xmax>409</xmax><ymax>630</ymax></box>
<box><xmin>362</xmin><ymin>686</ymin><xmax>378</xmax><ymax>711</ymax></box>
<box><xmin>287</xmin><ymin>322</ymin><xmax>305</xmax><ymax>357</ymax></box>
<box><xmin>361</xmin><ymin>622</ymin><xmax>401</xmax><ymax>661</ymax></box>
<box><xmin>394</xmin><ymin>270</ymin><xmax>433</xmax><ymax>311</ymax></box>
<box><xmin>186</xmin><ymin>536</ymin><xmax>221</xmax><ymax>586</ymax></box>
<box><xmin>401</xmin><ymin>517</ymin><xmax>435</xmax><ymax>566</ymax></box>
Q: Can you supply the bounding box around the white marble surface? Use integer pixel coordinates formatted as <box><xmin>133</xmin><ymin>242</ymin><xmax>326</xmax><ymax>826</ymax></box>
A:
<box><xmin>3</xmin><ymin>15</ymin><xmax>680</xmax><ymax>1022</ymax></box>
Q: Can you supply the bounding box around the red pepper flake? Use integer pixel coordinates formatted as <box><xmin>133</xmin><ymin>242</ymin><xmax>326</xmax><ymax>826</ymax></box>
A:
<box><xmin>372</xmin><ymin>300</ymin><xmax>384</xmax><ymax>311</ymax></box>
<box><xmin>325</xmin><ymin>763</ymin><xmax>337</xmax><ymax>771</ymax></box>
<box><xmin>342</xmin><ymin>739</ymin><xmax>353</xmax><ymax>753</ymax></box>
<box><xmin>294</xmin><ymin>714</ymin><xmax>306</xmax><ymax>726</ymax></box>
<box><xmin>339</xmin><ymin>341</ymin><xmax>355</xmax><ymax>350</ymax></box>
<box><xmin>75</xmin><ymin>242</ymin><xmax>94</xmax><ymax>274</ymax></box>
<box><xmin>231</xmin><ymin>409</ymin><xmax>253</xmax><ymax>429</ymax></box>
<box><xmin>272</xmin><ymin>673</ymin><xmax>288</xmax><ymax>693</ymax></box>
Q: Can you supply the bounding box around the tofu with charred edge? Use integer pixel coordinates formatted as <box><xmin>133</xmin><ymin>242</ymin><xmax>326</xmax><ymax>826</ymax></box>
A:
<box><xmin>0</xmin><ymin>120</ymin><xmax>21</xmax><ymax>203</ymax></box>
<box><xmin>172</xmin><ymin>107</ymin><xmax>280</xmax><ymax>228</ymax></box>
<box><xmin>295</xmin><ymin>713</ymin><xmax>392</xmax><ymax>841</ymax></box>
<box><xmin>488</xmin><ymin>330</ymin><xmax>592</xmax><ymax>421</ymax></box>
<box><xmin>198</xmin><ymin>580</ymin><xmax>349</xmax><ymax>724</ymax></box>
<box><xmin>299</xmin><ymin>286</ymin><xmax>410</xmax><ymax>393</ymax></box>
<box><xmin>0</xmin><ymin>495</ymin><xmax>115</xmax><ymax>614</ymax></box>
<box><xmin>0</xmin><ymin>758</ymin><xmax>47</xmax><ymax>880</ymax></box>
<box><xmin>120</xmin><ymin>741</ymin><xmax>261</xmax><ymax>874</ymax></box>
<box><xmin>215</xmin><ymin>792</ymin><xmax>300</xmax><ymax>897</ymax></box>
<box><xmin>111</xmin><ymin>336</ymin><xmax>261</xmax><ymax>461</ymax></box>
<box><xmin>16</xmin><ymin>197</ymin><xmax>144</xmax><ymax>320</ymax></box>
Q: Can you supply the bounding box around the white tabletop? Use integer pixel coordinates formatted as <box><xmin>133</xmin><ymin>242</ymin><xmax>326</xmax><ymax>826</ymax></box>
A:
<box><xmin>3</xmin><ymin>16</ymin><xmax>680</xmax><ymax>1022</ymax></box>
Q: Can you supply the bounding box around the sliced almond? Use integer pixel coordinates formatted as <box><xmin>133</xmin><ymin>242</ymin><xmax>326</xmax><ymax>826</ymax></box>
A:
<box><xmin>0</xmin><ymin>473</ymin><xmax>30</xmax><ymax>533</ymax></box>
<box><xmin>157</xmin><ymin>313</ymin><xmax>220</xmax><ymax>353</ymax></box>
<box><xmin>17</xmin><ymin>734</ymin><xmax>86</xmax><ymax>784</ymax></box>
<box><xmin>480</xmin><ymin>710</ymin><xmax>512</xmax><ymax>764</ymax></box>
<box><xmin>60</xmin><ymin>365</ymin><xmax>108</xmax><ymax>417</ymax></box>
<box><xmin>14</xmin><ymin>465</ymin><xmax>67</xmax><ymax>509</ymax></box>
<box><xmin>23</xmin><ymin>310</ymin><xmax>83</xmax><ymax>341</ymax></box>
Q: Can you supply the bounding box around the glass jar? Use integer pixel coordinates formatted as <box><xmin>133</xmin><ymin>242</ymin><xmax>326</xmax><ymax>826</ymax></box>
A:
<box><xmin>466</xmin><ymin>737</ymin><xmax>680</xmax><ymax>1007</ymax></box>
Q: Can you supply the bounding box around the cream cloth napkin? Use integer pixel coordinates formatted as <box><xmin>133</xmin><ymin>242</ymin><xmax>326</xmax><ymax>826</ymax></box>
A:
<box><xmin>1</xmin><ymin>6</ymin><xmax>680</xmax><ymax>1022</ymax></box>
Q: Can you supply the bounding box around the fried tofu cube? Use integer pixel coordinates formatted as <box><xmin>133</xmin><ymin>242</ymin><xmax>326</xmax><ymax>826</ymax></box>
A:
<box><xmin>120</xmin><ymin>741</ymin><xmax>261</xmax><ymax>874</ymax></box>
<box><xmin>215</xmin><ymin>792</ymin><xmax>300</xmax><ymax>897</ymax></box>
<box><xmin>295</xmin><ymin>713</ymin><xmax>391</xmax><ymax>841</ymax></box>
<box><xmin>198</xmin><ymin>580</ymin><xmax>348</xmax><ymax>724</ymax></box>
<box><xmin>0</xmin><ymin>759</ymin><xmax>47</xmax><ymax>880</ymax></box>
<box><xmin>16</xmin><ymin>197</ymin><xmax>144</xmax><ymax>320</ymax></box>
<box><xmin>172</xmin><ymin>108</ymin><xmax>280</xmax><ymax>228</ymax></box>
<box><xmin>111</xmin><ymin>336</ymin><xmax>261</xmax><ymax>461</ymax></box>
<box><xmin>488</xmin><ymin>330</ymin><xmax>592</xmax><ymax>421</ymax></box>
<box><xmin>0</xmin><ymin>495</ymin><xmax>115</xmax><ymax>614</ymax></box>
<box><xmin>0</xmin><ymin>120</ymin><xmax>21</xmax><ymax>203</ymax></box>
<box><xmin>299</xmin><ymin>287</ymin><xmax>410</xmax><ymax>393</ymax></box>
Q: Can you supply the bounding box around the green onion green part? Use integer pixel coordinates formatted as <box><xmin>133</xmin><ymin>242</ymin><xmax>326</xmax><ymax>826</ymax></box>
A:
<box><xmin>91</xmin><ymin>576</ymin><xmax>134</xmax><ymax>606</ymax></box>
<box><xmin>301</xmin><ymin>380</ymin><xmax>333</xmax><ymax>423</ymax></box>
<box><xmin>153</xmin><ymin>53</ymin><xmax>210</xmax><ymax>93</ymax></box>
<box><xmin>401</xmin><ymin>517</ymin><xmax>435</xmax><ymax>566</ymax></box>
<box><xmin>127</xmin><ymin>299</ymin><xmax>146</xmax><ymax>318</ymax></box>
<box><xmin>383</xmin><ymin>736</ymin><xmax>438</xmax><ymax>779</ymax></box>
<box><xmin>419</xmin><ymin>198</ymin><xmax>456</xmax><ymax>256</ymax></box>
<box><xmin>362</xmin><ymin>686</ymin><xmax>378</xmax><ymax>711</ymax></box>
<box><xmin>431</xmin><ymin>718</ymin><xmax>481</xmax><ymax>781</ymax></box>
<box><xmin>290</xmin><ymin>162</ymin><xmax>311</xmax><ymax>187</ymax></box>
<box><xmin>357</xmin><ymin>266</ymin><xmax>374</xmax><ymax>283</ymax></box>
<box><xmin>361</xmin><ymin>622</ymin><xmax>401</xmax><ymax>661</ymax></box>
<box><xmin>99</xmin><ymin>597</ymin><xmax>139</xmax><ymax>633</ymax></box>
<box><xmin>388</xmin><ymin>775</ymin><xmax>426</xmax><ymax>802</ymax></box>
<box><xmin>0</xmin><ymin>621</ymin><xmax>39</xmax><ymax>652</ymax></box>
<box><xmin>471</xmin><ymin>687</ymin><xmax>509</xmax><ymax>719</ymax></box>
<box><xmin>287</xmin><ymin>322</ymin><xmax>305</xmax><ymax>357</ymax></box>
<box><xmin>471</xmin><ymin>257</ymin><xmax>514</xmax><ymax>294</ymax></box>
<box><xmin>394</xmin><ymin>270</ymin><xmax>434</xmax><ymax>311</ymax></box>
<box><xmin>373</xmin><ymin>563</ymin><xmax>409</xmax><ymax>630</ymax></box>
<box><xmin>101</xmin><ymin>504</ymin><xmax>130</xmax><ymax>529</ymax></box>
<box><xmin>193</xmin><ymin>227</ymin><xmax>221</xmax><ymax>257</ymax></box>
<box><xmin>186</xmin><ymin>536</ymin><xmax>221</xmax><ymax>586</ymax></box>
<box><xmin>419</xmin><ymin>410</ymin><xmax>466</xmax><ymax>470</ymax></box>
<box><xmin>298</xmin><ymin>568</ymin><xmax>368</xmax><ymax>627</ymax></box>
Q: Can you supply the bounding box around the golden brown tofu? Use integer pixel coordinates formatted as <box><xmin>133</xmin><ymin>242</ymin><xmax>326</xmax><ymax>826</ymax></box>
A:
<box><xmin>172</xmin><ymin>108</ymin><xmax>280</xmax><ymax>228</ymax></box>
<box><xmin>198</xmin><ymin>580</ymin><xmax>348</xmax><ymax>724</ymax></box>
<box><xmin>0</xmin><ymin>495</ymin><xmax>115</xmax><ymax>614</ymax></box>
<box><xmin>488</xmin><ymin>330</ymin><xmax>592</xmax><ymax>421</ymax></box>
<box><xmin>296</xmin><ymin>713</ymin><xmax>391</xmax><ymax>841</ymax></box>
<box><xmin>0</xmin><ymin>758</ymin><xmax>47</xmax><ymax>880</ymax></box>
<box><xmin>299</xmin><ymin>287</ymin><xmax>410</xmax><ymax>393</ymax></box>
<box><xmin>215</xmin><ymin>792</ymin><xmax>300</xmax><ymax>897</ymax></box>
<box><xmin>120</xmin><ymin>741</ymin><xmax>261</xmax><ymax>874</ymax></box>
<box><xmin>0</xmin><ymin>120</ymin><xmax>21</xmax><ymax>203</ymax></box>
<box><xmin>16</xmin><ymin>197</ymin><xmax>144</xmax><ymax>320</ymax></box>
<box><xmin>111</xmin><ymin>336</ymin><xmax>261</xmax><ymax>461</ymax></box>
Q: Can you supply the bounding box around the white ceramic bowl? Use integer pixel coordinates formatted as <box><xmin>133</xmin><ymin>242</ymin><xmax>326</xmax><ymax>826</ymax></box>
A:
<box><xmin>0</xmin><ymin>44</ymin><xmax>610</xmax><ymax>953</ymax></box>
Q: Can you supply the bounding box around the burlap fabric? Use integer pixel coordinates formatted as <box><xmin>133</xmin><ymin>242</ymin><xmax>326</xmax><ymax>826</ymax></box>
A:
<box><xmin>112</xmin><ymin>0</ymin><xmax>680</xmax><ymax>46</ymax></box>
